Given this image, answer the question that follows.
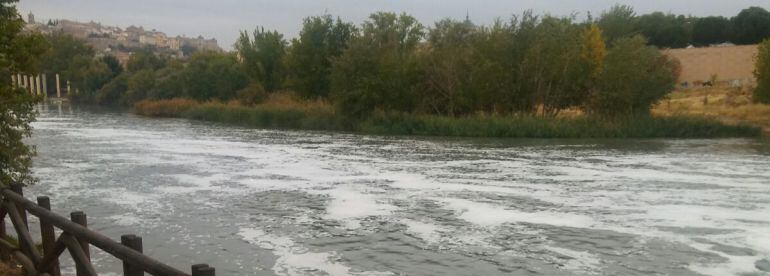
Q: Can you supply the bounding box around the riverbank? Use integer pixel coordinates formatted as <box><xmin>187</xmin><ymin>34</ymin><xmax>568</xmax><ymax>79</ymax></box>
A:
<box><xmin>134</xmin><ymin>97</ymin><xmax>762</xmax><ymax>138</ymax></box>
<box><xmin>653</xmin><ymin>87</ymin><xmax>770</xmax><ymax>136</ymax></box>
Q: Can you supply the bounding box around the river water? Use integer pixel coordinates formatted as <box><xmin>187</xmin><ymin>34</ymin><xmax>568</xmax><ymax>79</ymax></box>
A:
<box><xmin>25</xmin><ymin>103</ymin><xmax>770</xmax><ymax>275</ymax></box>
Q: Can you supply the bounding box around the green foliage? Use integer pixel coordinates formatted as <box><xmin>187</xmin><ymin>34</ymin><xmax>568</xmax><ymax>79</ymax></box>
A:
<box><xmin>331</xmin><ymin>12</ymin><xmax>425</xmax><ymax>119</ymax></box>
<box><xmin>598</xmin><ymin>5</ymin><xmax>637</xmax><ymax>44</ymax></box>
<box><xmin>692</xmin><ymin>17</ymin><xmax>732</xmax><ymax>46</ymax></box>
<box><xmin>588</xmin><ymin>36</ymin><xmax>679</xmax><ymax>116</ymax></box>
<box><xmin>235</xmin><ymin>28</ymin><xmax>287</xmax><ymax>92</ymax></box>
<box><xmin>99</xmin><ymin>55</ymin><xmax>123</xmax><ymax>77</ymax></box>
<box><xmin>753</xmin><ymin>39</ymin><xmax>770</xmax><ymax>104</ymax></box>
<box><xmin>126</xmin><ymin>47</ymin><xmax>166</xmax><ymax>73</ymax></box>
<box><xmin>732</xmin><ymin>7</ymin><xmax>770</xmax><ymax>45</ymax></box>
<box><xmin>236</xmin><ymin>82</ymin><xmax>267</xmax><ymax>105</ymax></box>
<box><xmin>635</xmin><ymin>12</ymin><xmax>691</xmax><ymax>48</ymax></box>
<box><xmin>180</xmin><ymin>51</ymin><xmax>249</xmax><ymax>100</ymax></box>
<box><xmin>0</xmin><ymin>0</ymin><xmax>47</xmax><ymax>187</ymax></box>
<box><xmin>285</xmin><ymin>15</ymin><xmax>356</xmax><ymax>99</ymax></box>
<box><xmin>95</xmin><ymin>73</ymin><xmax>128</xmax><ymax>106</ymax></box>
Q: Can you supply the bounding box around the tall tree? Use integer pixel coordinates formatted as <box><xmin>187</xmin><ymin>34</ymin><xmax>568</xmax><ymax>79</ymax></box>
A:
<box><xmin>635</xmin><ymin>12</ymin><xmax>691</xmax><ymax>48</ymax></box>
<box><xmin>692</xmin><ymin>16</ymin><xmax>732</xmax><ymax>46</ymax></box>
<box><xmin>0</xmin><ymin>0</ymin><xmax>48</xmax><ymax>186</ymax></box>
<box><xmin>235</xmin><ymin>28</ymin><xmax>287</xmax><ymax>92</ymax></box>
<box><xmin>330</xmin><ymin>12</ymin><xmax>424</xmax><ymax>119</ymax></box>
<box><xmin>732</xmin><ymin>7</ymin><xmax>770</xmax><ymax>45</ymax></box>
<box><xmin>597</xmin><ymin>5</ymin><xmax>637</xmax><ymax>44</ymax></box>
<box><xmin>285</xmin><ymin>15</ymin><xmax>356</xmax><ymax>99</ymax></box>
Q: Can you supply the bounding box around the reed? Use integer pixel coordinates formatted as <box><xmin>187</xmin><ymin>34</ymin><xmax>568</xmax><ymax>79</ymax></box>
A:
<box><xmin>134</xmin><ymin>98</ymin><xmax>762</xmax><ymax>138</ymax></box>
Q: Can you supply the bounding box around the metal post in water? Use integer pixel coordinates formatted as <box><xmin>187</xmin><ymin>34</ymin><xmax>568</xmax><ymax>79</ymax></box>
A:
<box><xmin>67</xmin><ymin>80</ymin><xmax>71</xmax><ymax>96</ymax></box>
<box><xmin>36</xmin><ymin>75</ymin><xmax>42</xmax><ymax>96</ymax></box>
<box><xmin>42</xmin><ymin>74</ymin><xmax>48</xmax><ymax>98</ymax></box>
<box><xmin>56</xmin><ymin>74</ymin><xmax>61</xmax><ymax>98</ymax></box>
<box><xmin>10</xmin><ymin>74</ymin><xmax>16</xmax><ymax>88</ymax></box>
<box><xmin>29</xmin><ymin>75</ymin><xmax>35</xmax><ymax>95</ymax></box>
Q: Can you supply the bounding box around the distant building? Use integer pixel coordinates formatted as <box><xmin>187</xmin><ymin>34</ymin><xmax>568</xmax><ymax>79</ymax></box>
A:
<box><xmin>27</xmin><ymin>12</ymin><xmax>35</xmax><ymax>24</ymax></box>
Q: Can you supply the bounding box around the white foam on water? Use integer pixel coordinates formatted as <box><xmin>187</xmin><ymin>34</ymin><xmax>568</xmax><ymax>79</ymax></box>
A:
<box><xmin>543</xmin><ymin>245</ymin><xmax>602</xmax><ymax>273</ymax></box>
<box><xmin>319</xmin><ymin>187</ymin><xmax>398</xmax><ymax>230</ymax></box>
<box><xmin>400</xmin><ymin>219</ymin><xmax>445</xmax><ymax>244</ymax></box>
<box><xmin>439</xmin><ymin>197</ymin><xmax>596</xmax><ymax>229</ymax></box>
<box><xmin>238</xmin><ymin>227</ymin><xmax>393</xmax><ymax>276</ymax></box>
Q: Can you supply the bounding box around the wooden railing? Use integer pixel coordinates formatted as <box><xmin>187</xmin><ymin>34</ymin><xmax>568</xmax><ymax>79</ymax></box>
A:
<box><xmin>0</xmin><ymin>184</ymin><xmax>216</xmax><ymax>276</ymax></box>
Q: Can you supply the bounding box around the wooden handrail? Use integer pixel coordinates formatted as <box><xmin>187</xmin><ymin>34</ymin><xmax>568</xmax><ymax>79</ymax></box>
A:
<box><xmin>0</xmin><ymin>187</ymin><xmax>211</xmax><ymax>275</ymax></box>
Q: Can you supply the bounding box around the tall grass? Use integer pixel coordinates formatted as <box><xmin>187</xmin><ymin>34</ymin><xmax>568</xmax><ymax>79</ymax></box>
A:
<box><xmin>134</xmin><ymin>97</ymin><xmax>762</xmax><ymax>138</ymax></box>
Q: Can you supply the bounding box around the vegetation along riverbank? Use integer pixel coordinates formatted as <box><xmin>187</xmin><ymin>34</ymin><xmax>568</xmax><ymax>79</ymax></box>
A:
<box><xmin>135</xmin><ymin>97</ymin><xmax>761</xmax><ymax>138</ymax></box>
<box><xmin>37</xmin><ymin>6</ymin><xmax>770</xmax><ymax>138</ymax></box>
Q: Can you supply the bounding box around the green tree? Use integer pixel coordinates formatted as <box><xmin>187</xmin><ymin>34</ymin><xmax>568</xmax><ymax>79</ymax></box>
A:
<box><xmin>180</xmin><ymin>51</ymin><xmax>249</xmax><ymax>101</ymax></box>
<box><xmin>99</xmin><ymin>55</ymin><xmax>123</xmax><ymax>78</ymax></box>
<box><xmin>635</xmin><ymin>12</ymin><xmax>691</xmax><ymax>48</ymax></box>
<box><xmin>692</xmin><ymin>16</ymin><xmax>732</xmax><ymax>46</ymax></box>
<box><xmin>0</xmin><ymin>0</ymin><xmax>48</xmax><ymax>186</ymax></box>
<box><xmin>235</xmin><ymin>28</ymin><xmax>287</xmax><ymax>92</ymax></box>
<box><xmin>285</xmin><ymin>15</ymin><xmax>356</xmax><ymax>99</ymax></box>
<box><xmin>525</xmin><ymin>17</ymin><xmax>593</xmax><ymax>116</ymax></box>
<box><xmin>753</xmin><ymin>39</ymin><xmax>770</xmax><ymax>104</ymax></box>
<box><xmin>420</xmin><ymin>18</ymin><xmax>480</xmax><ymax>116</ymax></box>
<box><xmin>732</xmin><ymin>7</ymin><xmax>770</xmax><ymax>45</ymax></box>
<box><xmin>126</xmin><ymin>47</ymin><xmax>166</xmax><ymax>73</ymax></box>
<box><xmin>588</xmin><ymin>36</ymin><xmax>679</xmax><ymax>116</ymax></box>
<box><xmin>597</xmin><ymin>5</ymin><xmax>637</xmax><ymax>44</ymax></box>
<box><xmin>331</xmin><ymin>12</ymin><xmax>424</xmax><ymax>119</ymax></box>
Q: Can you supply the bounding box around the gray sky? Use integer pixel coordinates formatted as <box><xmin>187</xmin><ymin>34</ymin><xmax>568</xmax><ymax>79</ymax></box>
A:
<box><xmin>16</xmin><ymin>0</ymin><xmax>770</xmax><ymax>49</ymax></box>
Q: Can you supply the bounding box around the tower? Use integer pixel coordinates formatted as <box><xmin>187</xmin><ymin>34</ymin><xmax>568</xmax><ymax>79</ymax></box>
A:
<box><xmin>27</xmin><ymin>12</ymin><xmax>35</xmax><ymax>24</ymax></box>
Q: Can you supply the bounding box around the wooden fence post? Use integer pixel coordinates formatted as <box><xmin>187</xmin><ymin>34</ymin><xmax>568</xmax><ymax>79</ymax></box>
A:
<box><xmin>71</xmin><ymin>211</ymin><xmax>90</xmax><ymax>276</ymax></box>
<box><xmin>37</xmin><ymin>196</ymin><xmax>61</xmax><ymax>276</ymax></box>
<box><xmin>0</xmin><ymin>214</ymin><xmax>8</xmax><ymax>262</ymax></box>
<box><xmin>121</xmin><ymin>234</ymin><xmax>144</xmax><ymax>276</ymax></box>
<box><xmin>9</xmin><ymin>184</ymin><xmax>27</xmax><ymax>228</ymax></box>
<box><xmin>192</xmin><ymin>264</ymin><xmax>215</xmax><ymax>276</ymax></box>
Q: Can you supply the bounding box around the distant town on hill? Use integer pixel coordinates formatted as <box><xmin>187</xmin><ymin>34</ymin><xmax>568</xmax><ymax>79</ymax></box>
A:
<box><xmin>22</xmin><ymin>12</ymin><xmax>221</xmax><ymax>66</ymax></box>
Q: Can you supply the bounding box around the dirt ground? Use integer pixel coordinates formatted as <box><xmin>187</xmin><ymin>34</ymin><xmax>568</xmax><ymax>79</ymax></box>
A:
<box><xmin>652</xmin><ymin>86</ymin><xmax>770</xmax><ymax>136</ymax></box>
<box><xmin>0</xmin><ymin>260</ymin><xmax>21</xmax><ymax>276</ymax></box>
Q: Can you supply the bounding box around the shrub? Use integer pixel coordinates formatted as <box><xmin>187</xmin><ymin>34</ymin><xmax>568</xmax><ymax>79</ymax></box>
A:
<box><xmin>754</xmin><ymin>39</ymin><xmax>770</xmax><ymax>104</ymax></box>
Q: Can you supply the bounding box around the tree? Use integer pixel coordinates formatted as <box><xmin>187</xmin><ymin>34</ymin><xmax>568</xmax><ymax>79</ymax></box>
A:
<box><xmin>692</xmin><ymin>16</ymin><xmax>732</xmax><ymax>46</ymax></box>
<box><xmin>635</xmin><ymin>12</ymin><xmax>691</xmax><ymax>48</ymax></box>
<box><xmin>126</xmin><ymin>47</ymin><xmax>166</xmax><ymax>73</ymax></box>
<box><xmin>285</xmin><ymin>15</ymin><xmax>356</xmax><ymax>99</ymax></box>
<box><xmin>180</xmin><ymin>51</ymin><xmax>248</xmax><ymax>101</ymax></box>
<box><xmin>520</xmin><ymin>16</ymin><xmax>592</xmax><ymax>116</ymax></box>
<box><xmin>1</xmin><ymin>0</ymin><xmax>49</xmax><ymax>186</ymax></box>
<box><xmin>598</xmin><ymin>5</ymin><xmax>637</xmax><ymax>44</ymax></box>
<box><xmin>420</xmin><ymin>18</ymin><xmax>480</xmax><ymax>116</ymax></box>
<box><xmin>235</xmin><ymin>28</ymin><xmax>287</xmax><ymax>92</ymax></box>
<box><xmin>588</xmin><ymin>36</ymin><xmax>679</xmax><ymax>116</ymax></box>
<box><xmin>330</xmin><ymin>12</ymin><xmax>424</xmax><ymax>119</ymax></box>
<box><xmin>732</xmin><ymin>7</ymin><xmax>770</xmax><ymax>45</ymax></box>
<box><xmin>753</xmin><ymin>39</ymin><xmax>770</xmax><ymax>104</ymax></box>
<box><xmin>100</xmin><ymin>55</ymin><xmax>123</xmax><ymax>78</ymax></box>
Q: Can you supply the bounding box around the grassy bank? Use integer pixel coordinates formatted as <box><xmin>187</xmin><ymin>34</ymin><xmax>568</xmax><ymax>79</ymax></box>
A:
<box><xmin>653</xmin><ymin>87</ymin><xmax>770</xmax><ymax>136</ymax></box>
<box><xmin>135</xmin><ymin>97</ymin><xmax>762</xmax><ymax>138</ymax></box>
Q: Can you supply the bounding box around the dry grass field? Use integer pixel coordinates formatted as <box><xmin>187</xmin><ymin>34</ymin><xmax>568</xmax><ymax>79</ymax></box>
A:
<box><xmin>653</xmin><ymin>86</ymin><xmax>770</xmax><ymax>136</ymax></box>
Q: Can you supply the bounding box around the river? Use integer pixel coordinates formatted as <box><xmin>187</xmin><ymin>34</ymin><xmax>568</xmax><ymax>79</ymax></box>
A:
<box><xmin>25</xmin><ymin>103</ymin><xmax>770</xmax><ymax>275</ymax></box>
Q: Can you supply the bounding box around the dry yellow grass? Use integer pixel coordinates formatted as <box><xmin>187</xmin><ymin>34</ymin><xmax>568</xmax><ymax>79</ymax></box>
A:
<box><xmin>652</xmin><ymin>86</ymin><xmax>770</xmax><ymax>136</ymax></box>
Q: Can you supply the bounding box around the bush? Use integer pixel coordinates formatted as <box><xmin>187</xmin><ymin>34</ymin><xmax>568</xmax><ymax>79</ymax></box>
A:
<box><xmin>587</xmin><ymin>36</ymin><xmax>679</xmax><ymax>116</ymax></box>
<box><xmin>236</xmin><ymin>82</ymin><xmax>267</xmax><ymax>105</ymax></box>
<box><xmin>754</xmin><ymin>39</ymin><xmax>770</xmax><ymax>104</ymax></box>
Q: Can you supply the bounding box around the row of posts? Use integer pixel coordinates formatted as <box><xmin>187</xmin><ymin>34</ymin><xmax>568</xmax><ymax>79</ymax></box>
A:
<box><xmin>9</xmin><ymin>73</ymin><xmax>70</xmax><ymax>98</ymax></box>
<box><xmin>3</xmin><ymin>185</ymin><xmax>216</xmax><ymax>276</ymax></box>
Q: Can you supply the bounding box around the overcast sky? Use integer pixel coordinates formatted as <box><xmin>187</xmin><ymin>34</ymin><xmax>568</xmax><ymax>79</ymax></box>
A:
<box><xmin>16</xmin><ymin>0</ymin><xmax>770</xmax><ymax>49</ymax></box>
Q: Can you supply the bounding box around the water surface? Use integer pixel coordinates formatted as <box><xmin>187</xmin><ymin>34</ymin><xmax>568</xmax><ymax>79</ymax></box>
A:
<box><xmin>27</xmin><ymin>103</ymin><xmax>770</xmax><ymax>275</ymax></box>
